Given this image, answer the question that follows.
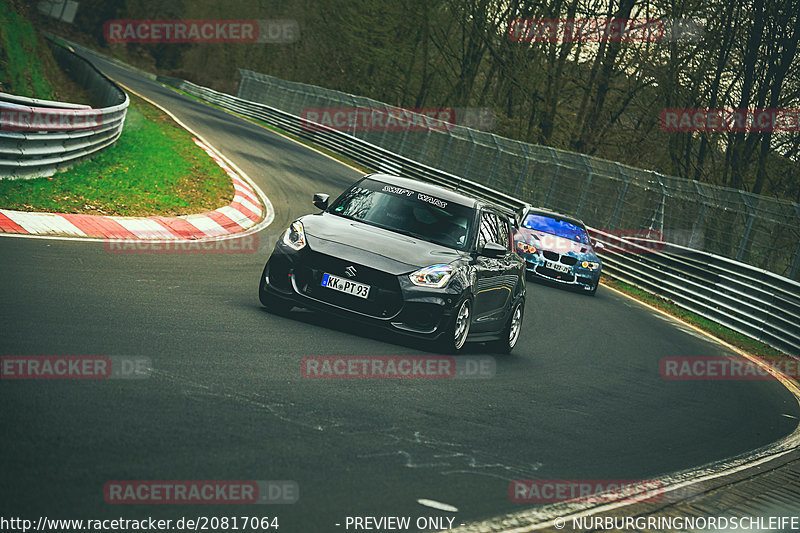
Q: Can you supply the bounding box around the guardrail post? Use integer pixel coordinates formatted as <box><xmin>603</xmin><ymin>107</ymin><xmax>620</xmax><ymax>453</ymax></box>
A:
<box><xmin>348</xmin><ymin>96</ymin><xmax>359</xmax><ymax>138</ymax></box>
<box><xmin>544</xmin><ymin>147</ymin><xmax>561</xmax><ymax>207</ymax></box>
<box><xmin>736</xmin><ymin>192</ymin><xmax>755</xmax><ymax>262</ymax></box>
<box><xmin>645</xmin><ymin>171</ymin><xmax>667</xmax><ymax>235</ymax></box>
<box><xmin>379</xmin><ymin>107</ymin><xmax>391</xmax><ymax>148</ymax></box>
<box><xmin>575</xmin><ymin>156</ymin><xmax>594</xmax><ymax>218</ymax></box>
<box><xmin>690</xmin><ymin>181</ymin><xmax>707</xmax><ymax>249</ymax></box>
<box><xmin>298</xmin><ymin>90</ymin><xmax>309</xmax><ymax>121</ymax></box>
<box><xmin>418</xmin><ymin>127</ymin><xmax>432</xmax><ymax>162</ymax></box>
<box><xmin>463</xmin><ymin>129</ymin><xmax>477</xmax><ymax>178</ymax></box>
<box><xmin>609</xmin><ymin>175</ymin><xmax>630</xmax><ymax>230</ymax></box>
<box><xmin>236</xmin><ymin>69</ymin><xmax>246</xmax><ymax>99</ymax></box>
<box><xmin>487</xmin><ymin>135</ymin><xmax>502</xmax><ymax>187</ymax></box>
<box><xmin>513</xmin><ymin>143</ymin><xmax>530</xmax><ymax>198</ymax></box>
<box><xmin>439</xmin><ymin>130</ymin><xmax>453</xmax><ymax>170</ymax></box>
<box><xmin>398</xmin><ymin>119</ymin><xmax>411</xmax><ymax>155</ymax></box>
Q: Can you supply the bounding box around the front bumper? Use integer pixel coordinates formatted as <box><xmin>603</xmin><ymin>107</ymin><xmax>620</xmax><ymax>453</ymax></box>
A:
<box><xmin>522</xmin><ymin>255</ymin><xmax>600</xmax><ymax>291</ymax></box>
<box><xmin>261</xmin><ymin>245</ymin><xmax>465</xmax><ymax>340</ymax></box>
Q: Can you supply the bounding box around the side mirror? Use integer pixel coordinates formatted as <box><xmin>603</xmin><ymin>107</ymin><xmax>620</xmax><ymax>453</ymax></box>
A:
<box><xmin>592</xmin><ymin>240</ymin><xmax>605</xmax><ymax>251</ymax></box>
<box><xmin>313</xmin><ymin>193</ymin><xmax>329</xmax><ymax>211</ymax></box>
<box><xmin>480</xmin><ymin>242</ymin><xmax>507</xmax><ymax>258</ymax></box>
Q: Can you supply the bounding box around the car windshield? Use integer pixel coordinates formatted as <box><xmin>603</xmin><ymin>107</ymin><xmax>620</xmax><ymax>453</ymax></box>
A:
<box><xmin>522</xmin><ymin>213</ymin><xmax>589</xmax><ymax>244</ymax></box>
<box><xmin>329</xmin><ymin>179</ymin><xmax>473</xmax><ymax>250</ymax></box>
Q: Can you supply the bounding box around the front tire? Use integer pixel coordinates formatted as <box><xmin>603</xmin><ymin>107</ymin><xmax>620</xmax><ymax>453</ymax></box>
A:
<box><xmin>492</xmin><ymin>299</ymin><xmax>524</xmax><ymax>354</ymax></box>
<box><xmin>438</xmin><ymin>298</ymin><xmax>472</xmax><ymax>353</ymax></box>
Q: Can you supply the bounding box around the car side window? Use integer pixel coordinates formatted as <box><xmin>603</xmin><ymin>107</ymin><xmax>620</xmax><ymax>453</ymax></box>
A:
<box><xmin>477</xmin><ymin>212</ymin><xmax>497</xmax><ymax>249</ymax></box>
<box><xmin>478</xmin><ymin>211</ymin><xmax>509</xmax><ymax>250</ymax></box>
<box><xmin>497</xmin><ymin>215</ymin><xmax>512</xmax><ymax>250</ymax></box>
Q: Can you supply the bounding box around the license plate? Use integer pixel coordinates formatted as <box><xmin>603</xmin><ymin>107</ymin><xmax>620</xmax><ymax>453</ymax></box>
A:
<box><xmin>321</xmin><ymin>273</ymin><xmax>371</xmax><ymax>299</ymax></box>
<box><xmin>544</xmin><ymin>259</ymin><xmax>571</xmax><ymax>274</ymax></box>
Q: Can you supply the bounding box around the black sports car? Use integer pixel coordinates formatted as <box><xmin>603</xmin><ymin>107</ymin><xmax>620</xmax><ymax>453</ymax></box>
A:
<box><xmin>258</xmin><ymin>174</ymin><xmax>526</xmax><ymax>353</ymax></box>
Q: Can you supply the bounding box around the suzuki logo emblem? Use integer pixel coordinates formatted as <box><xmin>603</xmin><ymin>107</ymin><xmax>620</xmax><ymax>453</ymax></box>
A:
<box><xmin>344</xmin><ymin>266</ymin><xmax>357</xmax><ymax>278</ymax></box>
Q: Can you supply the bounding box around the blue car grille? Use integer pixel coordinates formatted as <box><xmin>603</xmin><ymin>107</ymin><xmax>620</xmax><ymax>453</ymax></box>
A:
<box><xmin>535</xmin><ymin>265</ymin><xmax>576</xmax><ymax>282</ymax></box>
<box><xmin>541</xmin><ymin>250</ymin><xmax>578</xmax><ymax>265</ymax></box>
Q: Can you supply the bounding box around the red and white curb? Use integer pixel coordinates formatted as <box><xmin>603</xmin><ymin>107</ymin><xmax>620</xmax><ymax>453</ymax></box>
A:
<box><xmin>0</xmin><ymin>138</ymin><xmax>271</xmax><ymax>241</ymax></box>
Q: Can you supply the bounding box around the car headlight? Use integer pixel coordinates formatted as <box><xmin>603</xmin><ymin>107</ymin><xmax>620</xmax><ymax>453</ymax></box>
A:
<box><xmin>581</xmin><ymin>260</ymin><xmax>600</xmax><ymax>270</ymax></box>
<box><xmin>409</xmin><ymin>264</ymin><xmax>454</xmax><ymax>288</ymax></box>
<box><xmin>516</xmin><ymin>241</ymin><xmax>537</xmax><ymax>254</ymax></box>
<box><xmin>282</xmin><ymin>221</ymin><xmax>307</xmax><ymax>250</ymax></box>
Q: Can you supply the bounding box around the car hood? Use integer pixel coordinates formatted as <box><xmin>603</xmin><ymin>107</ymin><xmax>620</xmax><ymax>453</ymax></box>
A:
<box><xmin>301</xmin><ymin>213</ymin><xmax>466</xmax><ymax>275</ymax></box>
<box><xmin>516</xmin><ymin>228</ymin><xmax>597</xmax><ymax>257</ymax></box>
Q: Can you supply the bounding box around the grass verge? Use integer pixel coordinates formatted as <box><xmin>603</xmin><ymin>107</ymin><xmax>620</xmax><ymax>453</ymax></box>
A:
<box><xmin>0</xmin><ymin>1</ymin><xmax>90</xmax><ymax>103</ymax></box>
<box><xmin>0</xmin><ymin>92</ymin><xmax>234</xmax><ymax>216</ymax></box>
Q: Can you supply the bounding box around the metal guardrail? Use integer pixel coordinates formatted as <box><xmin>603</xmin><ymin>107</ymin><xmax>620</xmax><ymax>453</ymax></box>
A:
<box><xmin>46</xmin><ymin>34</ymin><xmax>158</xmax><ymax>83</ymax></box>
<box><xmin>590</xmin><ymin>231</ymin><xmax>800</xmax><ymax>357</ymax></box>
<box><xmin>238</xmin><ymin>70</ymin><xmax>800</xmax><ymax>284</ymax></box>
<box><xmin>0</xmin><ymin>39</ymin><xmax>128</xmax><ymax>178</ymax></box>
<box><xmin>157</xmin><ymin>74</ymin><xmax>800</xmax><ymax>357</ymax></box>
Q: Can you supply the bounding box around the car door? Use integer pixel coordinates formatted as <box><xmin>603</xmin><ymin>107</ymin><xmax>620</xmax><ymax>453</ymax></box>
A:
<box><xmin>471</xmin><ymin>209</ymin><xmax>518</xmax><ymax>333</ymax></box>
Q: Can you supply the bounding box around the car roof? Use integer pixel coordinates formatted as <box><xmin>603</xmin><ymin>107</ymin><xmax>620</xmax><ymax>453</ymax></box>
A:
<box><xmin>520</xmin><ymin>206</ymin><xmax>587</xmax><ymax>228</ymax></box>
<box><xmin>365</xmin><ymin>173</ymin><xmax>498</xmax><ymax>210</ymax></box>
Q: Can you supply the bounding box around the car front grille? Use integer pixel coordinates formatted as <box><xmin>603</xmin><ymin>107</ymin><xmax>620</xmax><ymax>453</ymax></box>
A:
<box><xmin>535</xmin><ymin>265</ymin><xmax>576</xmax><ymax>282</ymax></box>
<box><xmin>542</xmin><ymin>250</ymin><xmax>577</xmax><ymax>265</ymax></box>
<box><xmin>293</xmin><ymin>251</ymin><xmax>404</xmax><ymax>319</ymax></box>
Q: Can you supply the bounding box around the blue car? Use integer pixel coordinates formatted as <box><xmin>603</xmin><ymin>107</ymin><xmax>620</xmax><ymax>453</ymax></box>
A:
<box><xmin>513</xmin><ymin>206</ymin><xmax>603</xmax><ymax>296</ymax></box>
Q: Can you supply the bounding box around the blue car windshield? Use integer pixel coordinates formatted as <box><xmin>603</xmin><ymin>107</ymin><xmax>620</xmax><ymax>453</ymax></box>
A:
<box><xmin>522</xmin><ymin>213</ymin><xmax>589</xmax><ymax>244</ymax></box>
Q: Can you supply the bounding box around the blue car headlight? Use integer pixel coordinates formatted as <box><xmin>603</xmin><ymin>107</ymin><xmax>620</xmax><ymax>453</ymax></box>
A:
<box><xmin>409</xmin><ymin>264</ymin><xmax>454</xmax><ymax>288</ymax></box>
<box><xmin>581</xmin><ymin>260</ymin><xmax>600</xmax><ymax>270</ymax></box>
<box><xmin>516</xmin><ymin>241</ymin><xmax>538</xmax><ymax>254</ymax></box>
